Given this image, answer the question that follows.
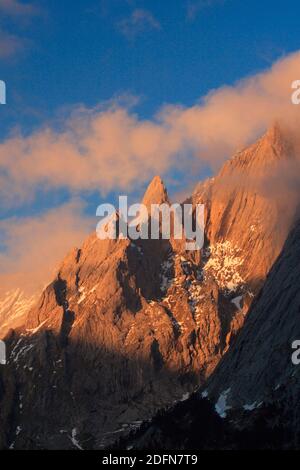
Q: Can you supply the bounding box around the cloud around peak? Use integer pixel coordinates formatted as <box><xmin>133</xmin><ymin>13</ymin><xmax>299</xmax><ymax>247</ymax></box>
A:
<box><xmin>0</xmin><ymin>50</ymin><xmax>300</xmax><ymax>207</ymax></box>
<box><xmin>0</xmin><ymin>200</ymin><xmax>94</xmax><ymax>295</ymax></box>
<box><xmin>1</xmin><ymin>50</ymin><xmax>300</xmax><ymax>294</ymax></box>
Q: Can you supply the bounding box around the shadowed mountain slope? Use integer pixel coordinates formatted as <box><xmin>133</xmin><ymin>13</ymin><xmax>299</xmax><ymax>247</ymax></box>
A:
<box><xmin>0</xmin><ymin>125</ymin><xmax>298</xmax><ymax>449</ymax></box>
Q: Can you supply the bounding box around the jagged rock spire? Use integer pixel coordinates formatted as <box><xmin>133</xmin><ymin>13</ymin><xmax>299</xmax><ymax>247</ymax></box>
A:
<box><xmin>142</xmin><ymin>176</ymin><xmax>169</xmax><ymax>212</ymax></box>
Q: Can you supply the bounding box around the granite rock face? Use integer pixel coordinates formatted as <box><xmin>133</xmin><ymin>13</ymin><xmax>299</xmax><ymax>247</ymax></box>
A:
<box><xmin>122</xmin><ymin>218</ymin><xmax>300</xmax><ymax>450</ymax></box>
<box><xmin>0</xmin><ymin>289</ymin><xmax>37</xmax><ymax>338</ymax></box>
<box><xmin>0</xmin><ymin>126</ymin><xmax>297</xmax><ymax>449</ymax></box>
<box><xmin>206</xmin><ymin>217</ymin><xmax>300</xmax><ymax>414</ymax></box>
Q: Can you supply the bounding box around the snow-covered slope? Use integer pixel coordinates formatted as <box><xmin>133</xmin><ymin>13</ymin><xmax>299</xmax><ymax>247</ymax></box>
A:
<box><xmin>0</xmin><ymin>289</ymin><xmax>37</xmax><ymax>338</ymax></box>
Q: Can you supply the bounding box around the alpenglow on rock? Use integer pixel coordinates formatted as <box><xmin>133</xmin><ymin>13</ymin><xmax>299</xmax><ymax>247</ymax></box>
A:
<box><xmin>0</xmin><ymin>125</ymin><xmax>298</xmax><ymax>449</ymax></box>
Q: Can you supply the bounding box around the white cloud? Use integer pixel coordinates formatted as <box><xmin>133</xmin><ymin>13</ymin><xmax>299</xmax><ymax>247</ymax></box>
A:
<box><xmin>0</xmin><ymin>50</ymin><xmax>299</xmax><ymax>205</ymax></box>
<box><xmin>0</xmin><ymin>200</ymin><xmax>94</xmax><ymax>294</ymax></box>
<box><xmin>117</xmin><ymin>8</ymin><xmax>161</xmax><ymax>39</ymax></box>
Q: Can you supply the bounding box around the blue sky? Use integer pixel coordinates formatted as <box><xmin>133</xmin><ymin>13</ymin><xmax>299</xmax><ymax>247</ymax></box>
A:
<box><xmin>1</xmin><ymin>0</ymin><xmax>300</xmax><ymax>206</ymax></box>
<box><xmin>1</xmin><ymin>0</ymin><xmax>300</xmax><ymax>134</ymax></box>
<box><xmin>0</xmin><ymin>0</ymin><xmax>300</xmax><ymax>292</ymax></box>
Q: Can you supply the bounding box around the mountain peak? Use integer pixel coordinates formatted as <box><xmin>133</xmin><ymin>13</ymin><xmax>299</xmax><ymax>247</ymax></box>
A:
<box><xmin>142</xmin><ymin>176</ymin><xmax>169</xmax><ymax>210</ymax></box>
<box><xmin>265</xmin><ymin>121</ymin><xmax>282</xmax><ymax>141</ymax></box>
<box><xmin>219</xmin><ymin>122</ymin><xmax>294</xmax><ymax>179</ymax></box>
<box><xmin>262</xmin><ymin>119</ymin><xmax>295</xmax><ymax>151</ymax></box>
<box><xmin>262</xmin><ymin>121</ymin><xmax>290</xmax><ymax>150</ymax></box>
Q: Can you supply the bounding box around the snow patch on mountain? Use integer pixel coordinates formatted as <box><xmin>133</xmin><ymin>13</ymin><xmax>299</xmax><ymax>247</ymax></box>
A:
<box><xmin>69</xmin><ymin>428</ymin><xmax>83</xmax><ymax>450</ymax></box>
<box><xmin>0</xmin><ymin>289</ymin><xmax>37</xmax><ymax>334</ymax></box>
<box><xmin>204</xmin><ymin>242</ymin><xmax>245</xmax><ymax>294</ymax></box>
<box><xmin>231</xmin><ymin>295</ymin><xmax>243</xmax><ymax>310</ymax></box>
<box><xmin>215</xmin><ymin>388</ymin><xmax>231</xmax><ymax>418</ymax></box>
<box><xmin>243</xmin><ymin>401</ymin><xmax>263</xmax><ymax>411</ymax></box>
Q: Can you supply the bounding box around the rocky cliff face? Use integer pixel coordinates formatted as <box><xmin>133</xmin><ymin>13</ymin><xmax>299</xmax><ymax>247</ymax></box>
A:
<box><xmin>121</xmin><ymin>218</ymin><xmax>300</xmax><ymax>450</ymax></box>
<box><xmin>192</xmin><ymin>123</ymin><xmax>296</xmax><ymax>289</ymax></box>
<box><xmin>0</xmin><ymin>289</ymin><xmax>37</xmax><ymax>338</ymax></box>
<box><xmin>0</xmin><ymin>125</ymin><xmax>297</xmax><ymax>449</ymax></box>
<box><xmin>206</xmin><ymin>217</ymin><xmax>300</xmax><ymax>413</ymax></box>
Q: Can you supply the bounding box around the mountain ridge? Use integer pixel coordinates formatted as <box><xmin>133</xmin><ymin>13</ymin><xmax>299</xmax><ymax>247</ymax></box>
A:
<box><xmin>0</xmin><ymin>124</ymin><xmax>298</xmax><ymax>449</ymax></box>
<box><xmin>121</xmin><ymin>217</ymin><xmax>300</xmax><ymax>450</ymax></box>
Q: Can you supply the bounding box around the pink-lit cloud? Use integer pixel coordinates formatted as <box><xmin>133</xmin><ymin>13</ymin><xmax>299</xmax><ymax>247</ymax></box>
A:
<box><xmin>1</xmin><ymin>50</ymin><xmax>300</xmax><ymax>294</ymax></box>
<box><xmin>0</xmin><ymin>200</ymin><xmax>94</xmax><ymax>295</ymax></box>
<box><xmin>0</xmin><ymin>50</ymin><xmax>299</xmax><ymax>205</ymax></box>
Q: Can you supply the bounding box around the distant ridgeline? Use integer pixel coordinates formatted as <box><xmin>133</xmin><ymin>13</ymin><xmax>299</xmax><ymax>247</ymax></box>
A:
<box><xmin>0</xmin><ymin>80</ymin><xmax>6</xmax><ymax>104</ymax></box>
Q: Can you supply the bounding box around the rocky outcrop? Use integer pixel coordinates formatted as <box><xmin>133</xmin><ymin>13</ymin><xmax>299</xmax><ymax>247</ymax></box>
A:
<box><xmin>122</xmin><ymin>218</ymin><xmax>300</xmax><ymax>450</ymax></box>
<box><xmin>0</xmin><ymin>125</ymin><xmax>297</xmax><ymax>449</ymax></box>
<box><xmin>192</xmin><ymin>124</ymin><xmax>296</xmax><ymax>290</ymax></box>
<box><xmin>0</xmin><ymin>289</ymin><xmax>37</xmax><ymax>338</ymax></box>
<box><xmin>206</xmin><ymin>218</ymin><xmax>300</xmax><ymax>414</ymax></box>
